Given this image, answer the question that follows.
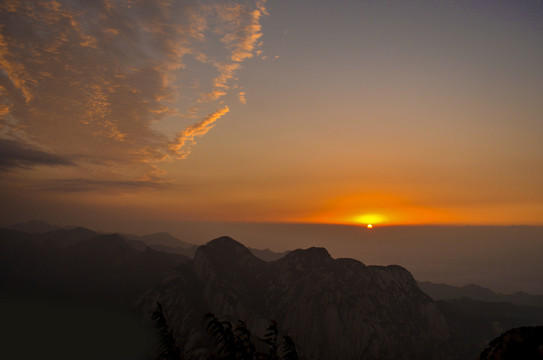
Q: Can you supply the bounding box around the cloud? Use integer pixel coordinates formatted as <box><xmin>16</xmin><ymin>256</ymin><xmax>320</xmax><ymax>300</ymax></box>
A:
<box><xmin>0</xmin><ymin>138</ymin><xmax>75</xmax><ymax>171</ymax></box>
<box><xmin>0</xmin><ymin>0</ymin><xmax>267</xmax><ymax>187</ymax></box>
<box><xmin>170</xmin><ymin>106</ymin><xmax>230</xmax><ymax>159</ymax></box>
<box><xmin>215</xmin><ymin>1</ymin><xmax>267</xmax><ymax>62</ymax></box>
<box><xmin>238</xmin><ymin>91</ymin><xmax>247</xmax><ymax>104</ymax></box>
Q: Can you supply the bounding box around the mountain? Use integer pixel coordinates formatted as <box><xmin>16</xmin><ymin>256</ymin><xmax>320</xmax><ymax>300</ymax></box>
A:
<box><xmin>8</xmin><ymin>219</ymin><xmax>61</xmax><ymax>233</ymax></box>
<box><xmin>419</xmin><ymin>281</ymin><xmax>543</xmax><ymax>307</ymax></box>
<box><xmin>124</xmin><ymin>231</ymin><xmax>289</xmax><ymax>261</ymax></box>
<box><xmin>0</xmin><ymin>228</ymin><xmax>189</xmax><ymax>305</ymax></box>
<box><xmin>0</xmin><ymin>227</ymin><xmax>193</xmax><ymax>360</ymax></box>
<box><xmin>3</xmin><ymin>227</ymin><xmax>540</xmax><ymax>359</ymax></box>
<box><xmin>123</xmin><ymin>231</ymin><xmax>194</xmax><ymax>248</ymax></box>
<box><xmin>477</xmin><ymin>326</ymin><xmax>543</xmax><ymax>359</ymax></box>
<box><xmin>138</xmin><ymin>236</ymin><xmax>453</xmax><ymax>360</ymax></box>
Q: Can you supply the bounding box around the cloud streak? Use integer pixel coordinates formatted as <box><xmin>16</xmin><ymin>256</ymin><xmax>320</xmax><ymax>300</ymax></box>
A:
<box><xmin>0</xmin><ymin>138</ymin><xmax>75</xmax><ymax>172</ymax></box>
<box><xmin>170</xmin><ymin>106</ymin><xmax>230</xmax><ymax>159</ymax></box>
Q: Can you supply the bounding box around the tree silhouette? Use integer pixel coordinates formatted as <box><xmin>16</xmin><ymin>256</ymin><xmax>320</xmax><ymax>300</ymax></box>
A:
<box><xmin>260</xmin><ymin>320</ymin><xmax>278</xmax><ymax>359</ymax></box>
<box><xmin>204</xmin><ymin>314</ymin><xmax>298</xmax><ymax>360</ymax></box>
<box><xmin>152</xmin><ymin>302</ymin><xmax>182</xmax><ymax>360</ymax></box>
<box><xmin>280</xmin><ymin>336</ymin><xmax>298</xmax><ymax>360</ymax></box>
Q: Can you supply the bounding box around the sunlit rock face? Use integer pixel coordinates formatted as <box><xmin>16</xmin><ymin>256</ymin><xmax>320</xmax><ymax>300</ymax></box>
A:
<box><xmin>139</xmin><ymin>236</ymin><xmax>452</xmax><ymax>360</ymax></box>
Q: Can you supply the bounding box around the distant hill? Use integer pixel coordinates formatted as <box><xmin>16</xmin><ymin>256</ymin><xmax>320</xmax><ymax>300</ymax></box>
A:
<box><xmin>0</xmin><ymin>227</ymin><xmax>189</xmax><ymax>305</ymax></box>
<box><xmin>8</xmin><ymin>219</ymin><xmax>61</xmax><ymax>233</ymax></box>
<box><xmin>122</xmin><ymin>231</ymin><xmax>195</xmax><ymax>248</ymax></box>
<box><xmin>5</xmin><ymin>220</ymin><xmax>289</xmax><ymax>262</ymax></box>
<box><xmin>123</xmin><ymin>231</ymin><xmax>289</xmax><ymax>261</ymax></box>
<box><xmin>418</xmin><ymin>281</ymin><xmax>543</xmax><ymax>307</ymax></box>
<box><xmin>122</xmin><ymin>231</ymin><xmax>200</xmax><ymax>257</ymax></box>
<box><xmin>435</xmin><ymin>298</ymin><xmax>543</xmax><ymax>358</ymax></box>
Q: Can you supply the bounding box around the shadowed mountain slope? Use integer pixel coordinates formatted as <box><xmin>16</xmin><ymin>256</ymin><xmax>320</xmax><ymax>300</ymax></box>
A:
<box><xmin>0</xmin><ymin>228</ymin><xmax>189</xmax><ymax>305</ymax></box>
<box><xmin>7</xmin><ymin>219</ymin><xmax>62</xmax><ymax>233</ymax></box>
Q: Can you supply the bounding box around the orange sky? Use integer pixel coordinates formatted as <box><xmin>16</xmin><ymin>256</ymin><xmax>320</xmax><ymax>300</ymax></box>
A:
<box><xmin>1</xmin><ymin>0</ymin><xmax>542</xmax><ymax>227</ymax></box>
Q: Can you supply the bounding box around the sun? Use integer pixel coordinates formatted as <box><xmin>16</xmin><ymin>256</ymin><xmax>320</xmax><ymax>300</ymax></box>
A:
<box><xmin>367</xmin><ymin>224</ymin><xmax>373</xmax><ymax>229</ymax></box>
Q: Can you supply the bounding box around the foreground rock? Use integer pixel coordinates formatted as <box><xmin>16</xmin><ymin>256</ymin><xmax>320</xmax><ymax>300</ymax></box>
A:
<box><xmin>477</xmin><ymin>326</ymin><xmax>543</xmax><ymax>360</ymax></box>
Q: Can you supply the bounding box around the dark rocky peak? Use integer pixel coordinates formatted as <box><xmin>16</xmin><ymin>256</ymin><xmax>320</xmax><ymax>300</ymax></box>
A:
<box><xmin>205</xmin><ymin>235</ymin><xmax>243</xmax><ymax>248</ymax></box>
<box><xmin>334</xmin><ymin>257</ymin><xmax>369</xmax><ymax>277</ymax></box>
<box><xmin>193</xmin><ymin>236</ymin><xmax>265</xmax><ymax>282</ymax></box>
<box><xmin>279</xmin><ymin>247</ymin><xmax>333</xmax><ymax>269</ymax></box>
<box><xmin>197</xmin><ymin>236</ymin><xmax>257</xmax><ymax>262</ymax></box>
<box><xmin>368</xmin><ymin>264</ymin><xmax>426</xmax><ymax>298</ymax></box>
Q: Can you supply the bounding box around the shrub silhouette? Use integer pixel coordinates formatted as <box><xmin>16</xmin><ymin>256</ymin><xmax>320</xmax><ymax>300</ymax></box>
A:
<box><xmin>204</xmin><ymin>313</ymin><xmax>298</xmax><ymax>360</ymax></box>
<box><xmin>152</xmin><ymin>302</ymin><xmax>182</xmax><ymax>360</ymax></box>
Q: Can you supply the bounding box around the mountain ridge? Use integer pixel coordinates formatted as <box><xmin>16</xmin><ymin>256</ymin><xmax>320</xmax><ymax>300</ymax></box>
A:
<box><xmin>139</xmin><ymin>236</ymin><xmax>452</xmax><ymax>360</ymax></box>
<box><xmin>419</xmin><ymin>281</ymin><xmax>543</xmax><ymax>307</ymax></box>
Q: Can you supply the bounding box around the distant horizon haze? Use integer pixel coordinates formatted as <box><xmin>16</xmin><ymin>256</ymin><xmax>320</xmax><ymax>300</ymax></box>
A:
<box><xmin>5</xmin><ymin>219</ymin><xmax>543</xmax><ymax>295</ymax></box>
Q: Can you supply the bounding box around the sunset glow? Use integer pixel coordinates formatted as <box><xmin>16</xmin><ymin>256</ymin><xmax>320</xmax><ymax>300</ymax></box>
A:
<box><xmin>354</xmin><ymin>214</ymin><xmax>387</xmax><ymax>226</ymax></box>
<box><xmin>1</xmin><ymin>0</ymin><xmax>542</xmax><ymax>228</ymax></box>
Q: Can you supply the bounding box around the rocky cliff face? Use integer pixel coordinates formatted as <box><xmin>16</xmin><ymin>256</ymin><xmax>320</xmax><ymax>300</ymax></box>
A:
<box><xmin>139</xmin><ymin>236</ymin><xmax>453</xmax><ymax>359</ymax></box>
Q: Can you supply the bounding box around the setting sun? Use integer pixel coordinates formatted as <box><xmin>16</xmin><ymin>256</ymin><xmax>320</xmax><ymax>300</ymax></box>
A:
<box><xmin>367</xmin><ymin>224</ymin><xmax>373</xmax><ymax>229</ymax></box>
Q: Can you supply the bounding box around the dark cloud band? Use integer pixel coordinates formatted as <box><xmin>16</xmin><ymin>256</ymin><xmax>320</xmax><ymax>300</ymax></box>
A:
<box><xmin>0</xmin><ymin>138</ymin><xmax>75</xmax><ymax>172</ymax></box>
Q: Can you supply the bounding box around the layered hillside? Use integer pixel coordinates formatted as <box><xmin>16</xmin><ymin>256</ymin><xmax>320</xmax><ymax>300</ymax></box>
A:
<box><xmin>0</xmin><ymin>227</ymin><xmax>189</xmax><ymax>305</ymax></box>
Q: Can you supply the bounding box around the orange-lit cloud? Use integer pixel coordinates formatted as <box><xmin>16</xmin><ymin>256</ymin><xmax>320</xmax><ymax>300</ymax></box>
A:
<box><xmin>170</xmin><ymin>106</ymin><xmax>230</xmax><ymax>159</ymax></box>
<box><xmin>0</xmin><ymin>0</ymin><xmax>267</xmax><ymax>192</ymax></box>
<box><xmin>238</xmin><ymin>91</ymin><xmax>247</xmax><ymax>104</ymax></box>
<box><xmin>216</xmin><ymin>1</ymin><xmax>267</xmax><ymax>62</ymax></box>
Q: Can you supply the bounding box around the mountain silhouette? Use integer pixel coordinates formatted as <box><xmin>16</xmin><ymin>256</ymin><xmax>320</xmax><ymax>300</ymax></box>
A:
<box><xmin>0</xmin><ymin>228</ymin><xmax>189</xmax><ymax>305</ymax></box>
<box><xmin>419</xmin><ymin>281</ymin><xmax>543</xmax><ymax>307</ymax></box>
<box><xmin>7</xmin><ymin>219</ymin><xmax>61</xmax><ymax>233</ymax></box>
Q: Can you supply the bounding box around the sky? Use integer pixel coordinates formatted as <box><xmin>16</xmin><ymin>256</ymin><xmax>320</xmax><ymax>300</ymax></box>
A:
<box><xmin>1</xmin><ymin>0</ymin><xmax>543</xmax><ymax>227</ymax></box>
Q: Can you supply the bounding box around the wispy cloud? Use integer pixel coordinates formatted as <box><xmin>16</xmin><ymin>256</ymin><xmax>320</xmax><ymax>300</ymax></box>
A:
<box><xmin>170</xmin><ymin>106</ymin><xmax>230</xmax><ymax>159</ymax></box>
<box><xmin>238</xmin><ymin>91</ymin><xmax>247</xmax><ymax>104</ymax></box>
<box><xmin>221</xmin><ymin>1</ymin><xmax>267</xmax><ymax>63</ymax></box>
<box><xmin>0</xmin><ymin>0</ymin><xmax>267</xmax><ymax>189</ymax></box>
